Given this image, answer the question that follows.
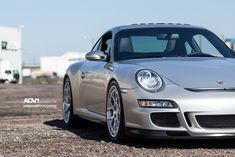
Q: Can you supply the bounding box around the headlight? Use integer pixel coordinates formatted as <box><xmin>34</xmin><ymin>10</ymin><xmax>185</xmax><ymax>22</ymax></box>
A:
<box><xmin>136</xmin><ymin>69</ymin><xmax>163</xmax><ymax>92</ymax></box>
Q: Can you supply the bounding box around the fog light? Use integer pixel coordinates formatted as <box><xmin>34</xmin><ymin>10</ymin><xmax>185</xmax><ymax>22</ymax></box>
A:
<box><xmin>138</xmin><ymin>100</ymin><xmax>177</xmax><ymax>108</ymax></box>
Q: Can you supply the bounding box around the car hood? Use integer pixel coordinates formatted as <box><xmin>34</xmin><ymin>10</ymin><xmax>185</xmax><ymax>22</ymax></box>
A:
<box><xmin>119</xmin><ymin>57</ymin><xmax>235</xmax><ymax>89</ymax></box>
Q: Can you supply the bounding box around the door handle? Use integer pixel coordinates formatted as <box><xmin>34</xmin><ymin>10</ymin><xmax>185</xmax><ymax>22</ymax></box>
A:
<box><xmin>105</xmin><ymin>63</ymin><xmax>113</xmax><ymax>71</ymax></box>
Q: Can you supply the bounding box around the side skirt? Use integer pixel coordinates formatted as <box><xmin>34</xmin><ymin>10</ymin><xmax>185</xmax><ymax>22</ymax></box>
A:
<box><xmin>76</xmin><ymin>108</ymin><xmax>106</xmax><ymax>124</ymax></box>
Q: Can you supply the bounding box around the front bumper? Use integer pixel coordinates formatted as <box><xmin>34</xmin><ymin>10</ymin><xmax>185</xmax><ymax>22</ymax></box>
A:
<box><xmin>121</xmin><ymin>84</ymin><xmax>235</xmax><ymax>138</ymax></box>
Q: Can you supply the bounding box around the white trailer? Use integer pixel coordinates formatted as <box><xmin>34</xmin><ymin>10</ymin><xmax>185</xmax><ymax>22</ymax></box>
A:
<box><xmin>0</xmin><ymin>60</ymin><xmax>19</xmax><ymax>84</ymax></box>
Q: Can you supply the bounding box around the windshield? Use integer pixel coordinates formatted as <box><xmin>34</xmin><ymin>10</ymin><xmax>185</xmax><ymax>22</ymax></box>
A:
<box><xmin>114</xmin><ymin>28</ymin><xmax>234</xmax><ymax>60</ymax></box>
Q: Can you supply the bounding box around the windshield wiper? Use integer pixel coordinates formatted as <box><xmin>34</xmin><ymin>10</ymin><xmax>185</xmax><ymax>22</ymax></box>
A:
<box><xmin>186</xmin><ymin>52</ymin><xmax>215</xmax><ymax>57</ymax></box>
<box><xmin>133</xmin><ymin>56</ymin><xmax>163</xmax><ymax>59</ymax></box>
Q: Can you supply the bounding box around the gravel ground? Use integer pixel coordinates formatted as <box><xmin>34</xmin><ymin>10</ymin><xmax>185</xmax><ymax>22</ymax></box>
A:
<box><xmin>0</xmin><ymin>84</ymin><xmax>235</xmax><ymax>157</ymax></box>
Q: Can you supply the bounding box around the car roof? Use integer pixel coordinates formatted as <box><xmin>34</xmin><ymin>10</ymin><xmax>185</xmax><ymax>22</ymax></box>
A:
<box><xmin>109</xmin><ymin>23</ymin><xmax>206</xmax><ymax>34</ymax></box>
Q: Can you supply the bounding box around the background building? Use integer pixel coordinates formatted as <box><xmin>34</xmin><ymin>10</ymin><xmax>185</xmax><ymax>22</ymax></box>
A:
<box><xmin>40</xmin><ymin>52</ymin><xmax>85</xmax><ymax>77</ymax></box>
<box><xmin>22</xmin><ymin>65</ymin><xmax>40</xmax><ymax>78</ymax></box>
<box><xmin>0</xmin><ymin>27</ymin><xmax>22</xmax><ymax>83</ymax></box>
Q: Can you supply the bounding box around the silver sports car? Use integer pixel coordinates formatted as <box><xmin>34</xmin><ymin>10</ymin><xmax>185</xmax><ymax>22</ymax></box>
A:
<box><xmin>63</xmin><ymin>23</ymin><xmax>235</xmax><ymax>142</ymax></box>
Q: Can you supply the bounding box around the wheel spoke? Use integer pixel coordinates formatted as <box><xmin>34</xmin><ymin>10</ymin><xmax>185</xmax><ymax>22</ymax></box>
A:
<box><xmin>64</xmin><ymin>102</ymin><xmax>71</xmax><ymax>113</ymax></box>
<box><xmin>113</xmin><ymin>118</ymin><xmax>116</xmax><ymax>127</ymax></box>
<box><xmin>107</xmin><ymin>114</ymin><xmax>114</xmax><ymax>120</ymax></box>
<box><xmin>107</xmin><ymin>105</ymin><xmax>114</xmax><ymax>111</ymax></box>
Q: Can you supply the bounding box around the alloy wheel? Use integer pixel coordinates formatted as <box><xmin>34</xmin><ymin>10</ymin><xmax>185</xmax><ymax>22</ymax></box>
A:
<box><xmin>63</xmin><ymin>80</ymin><xmax>72</xmax><ymax>124</ymax></box>
<box><xmin>107</xmin><ymin>85</ymin><xmax>121</xmax><ymax>138</ymax></box>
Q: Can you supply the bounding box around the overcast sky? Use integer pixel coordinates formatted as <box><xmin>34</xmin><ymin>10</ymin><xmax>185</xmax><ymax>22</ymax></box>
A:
<box><xmin>0</xmin><ymin>0</ymin><xmax>234</xmax><ymax>64</ymax></box>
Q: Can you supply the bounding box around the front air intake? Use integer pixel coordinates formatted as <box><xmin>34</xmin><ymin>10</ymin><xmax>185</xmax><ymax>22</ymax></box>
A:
<box><xmin>196</xmin><ymin>115</ymin><xmax>235</xmax><ymax>129</ymax></box>
<box><xmin>151</xmin><ymin>113</ymin><xmax>180</xmax><ymax>128</ymax></box>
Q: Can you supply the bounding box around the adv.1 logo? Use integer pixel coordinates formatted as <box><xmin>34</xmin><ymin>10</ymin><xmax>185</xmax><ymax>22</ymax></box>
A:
<box><xmin>24</xmin><ymin>98</ymin><xmax>40</xmax><ymax>104</ymax></box>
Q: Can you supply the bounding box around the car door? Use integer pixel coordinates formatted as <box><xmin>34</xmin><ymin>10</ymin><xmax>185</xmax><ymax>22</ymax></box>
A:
<box><xmin>80</xmin><ymin>33</ymin><xmax>112</xmax><ymax>116</ymax></box>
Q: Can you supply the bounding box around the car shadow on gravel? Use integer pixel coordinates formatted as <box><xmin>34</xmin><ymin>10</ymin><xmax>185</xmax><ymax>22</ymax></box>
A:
<box><xmin>44</xmin><ymin>118</ymin><xmax>109</xmax><ymax>141</ymax></box>
<box><xmin>44</xmin><ymin>119</ymin><xmax>235</xmax><ymax>149</ymax></box>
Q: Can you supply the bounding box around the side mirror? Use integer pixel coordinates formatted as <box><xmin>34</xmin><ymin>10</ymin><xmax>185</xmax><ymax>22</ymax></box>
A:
<box><xmin>85</xmin><ymin>51</ymin><xmax>107</xmax><ymax>61</ymax></box>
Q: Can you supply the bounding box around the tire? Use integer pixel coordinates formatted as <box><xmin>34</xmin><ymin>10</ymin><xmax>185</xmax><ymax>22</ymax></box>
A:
<box><xmin>63</xmin><ymin>77</ymin><xmax>75</xmax><ymax>127</ymax></box>
<box><xmin>4</xmin><ymin>80</ymin><xmax>10</xmax><ymax>84</ymax></box>
<box><xmin>106</xmin><ymin>81</ymin><xmax>125</xmax><ymax>142</ymax></box>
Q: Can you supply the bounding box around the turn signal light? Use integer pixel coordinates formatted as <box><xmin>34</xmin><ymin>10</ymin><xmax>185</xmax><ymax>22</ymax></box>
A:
<box><xmin>138</xmin><ymin>100</ymin><xmax>177</xmax><ymax>108</ymax></box>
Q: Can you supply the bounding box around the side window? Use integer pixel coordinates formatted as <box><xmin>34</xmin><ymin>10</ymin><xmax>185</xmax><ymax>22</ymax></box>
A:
<box><xmin>91</xmin><ymin>38</ymin><xmax>102</xmax><ymax>52</ymax></box>
<box><xmin>185</xmin><ymin>41</ymin><xmax>193</xmax><ymax>54</ymax></box>
<box><xmin>5</xmin><ymin>70</ymin><xmax>11</xmax><ymax>74</ymax></box>
<box><xmin>193</xmin><ymin>35</ymin><xmax>223</xmax><ymax>57</ymax></box>
<box><xmin>101</xmin><ymin>34</ymin><xmax>112</xmax><ymax>54</ymax></box>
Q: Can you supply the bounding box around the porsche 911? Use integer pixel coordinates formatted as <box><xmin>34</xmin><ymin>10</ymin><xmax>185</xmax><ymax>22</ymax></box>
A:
<box><xmin>63</xmin><ymin>23</ymin><xmax>235</xmax><ymax>142</ymax></box>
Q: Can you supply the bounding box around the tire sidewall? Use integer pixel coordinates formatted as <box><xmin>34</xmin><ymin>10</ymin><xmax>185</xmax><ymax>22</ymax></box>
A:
<box><xmin>63</xmin><ymin>77</ymin><xmax>74</xmax><ymax>127</ymax></box>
